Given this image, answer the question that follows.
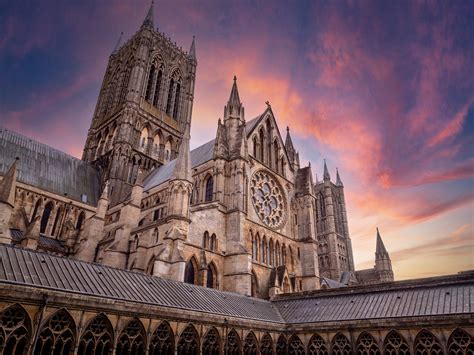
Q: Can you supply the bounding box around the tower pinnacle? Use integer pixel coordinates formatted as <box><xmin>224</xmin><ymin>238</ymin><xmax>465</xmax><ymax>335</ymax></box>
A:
<box><xmin>170</xmin><ymin>122</ymin><xmax>192</xmax><ymax>183</ymax></box>
<box><xmin>323</xmin><ymin>159</ymin><xmax>331</xmax><ymax>181</ymax></box>
<box><xmin>336</xmin><ymin>168</ymin><xmax>343</xmax><ymax>187</ymax></box>
<box><xmin>376</xmin><ymin>227</ymin><xmax>389</xmax><ymax>257</ymax></box>
<box><xmin>224</xmin><ymin>76</ymin><xmax>243</xmax><ymax>119</ymax></box>
<box><xmin>189</xmin><ymin>35</ymin><xmax>196</xmax><ymax>60</ymax></box>
<box><xmin>142</xmin><ymin>1</ymin><xmax>154</xmax><ymax>28</ymax></box>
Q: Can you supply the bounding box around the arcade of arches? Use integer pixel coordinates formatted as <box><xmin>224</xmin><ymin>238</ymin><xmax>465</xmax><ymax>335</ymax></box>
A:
<box><xmin>1</xmin><ymin>302</ymin><xmax>472</xmax><ymax>355</ymax></box>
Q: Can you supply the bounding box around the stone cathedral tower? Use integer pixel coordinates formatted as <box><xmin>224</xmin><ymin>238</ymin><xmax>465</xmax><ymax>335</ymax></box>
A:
<box><xmin>82</xmin><ymin>3</ymin><xmax>197</xmax><ymax>205</ymax></box>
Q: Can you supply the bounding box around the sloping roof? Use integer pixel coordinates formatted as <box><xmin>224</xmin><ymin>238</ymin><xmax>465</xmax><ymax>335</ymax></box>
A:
<box><xmin>0</xmin><ymin>127</ymin><xmax>101</xmax><ymax>205</ymax></box>
<box><xmin>0</xmin><ymin>244</ymin><xmax>283</xmax><ymax>323</ymax></box>
<box><xmin>245</xmin><ymin>115</ymin><xmax>263</xmax><ymax>135</ymax></box>
<box><xmin>143</xmin><ymin>139</ymin><xmax>215</xmax><ymax>191</ymax></box>
<box><xmin>274</xmin><ymin>276</ymin><xmax>474</xmax><ymax>324</ymax></box>
<box><xmin>321</xmin><ymin>277</ymin><xmax>347</xmax><ymax>289</ymax></box>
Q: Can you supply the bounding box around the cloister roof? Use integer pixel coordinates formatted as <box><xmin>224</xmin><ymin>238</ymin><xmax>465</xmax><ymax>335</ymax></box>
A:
<box><xmin>0</xmin><ymin>244</ymin><xmax>472</xmax><ymax>325</ymax></box>
<box><xmin>0</xmin><ymin>127</ymin><xmax>100</xmax><ymax>205</ymax></box>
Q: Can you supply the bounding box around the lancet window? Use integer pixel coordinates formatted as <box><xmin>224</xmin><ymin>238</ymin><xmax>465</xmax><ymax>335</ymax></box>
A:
<box><xmin>447</xmin><ymin>328</ymin><xmax>474</xmax><ymax>354</ymax></box>
<box><xmin>33</xmin><ymin>309</ymin><xmax>76</xmax><ymax>355</ymax></box>
<box><xmin>205</xmin><ymin>176</ymin><xmax>214</xmax><ymax>202</ymax></box>
<box><xmin>40</xmin><ymin>202</ymin><xmax>53</xmax><ymax>234</ymax></box>
<box><xmin>177</xmin><ymin>324</ymin><xmax>199</xmax><ymax>355</ymax></box>
<box><xmin>0</xmin><ymin>304</ymin><xmax>31</xmax><ymax>355</ymax></box>
<box><xmin>276</xmin><ymin>335</ymin><xmax>287</xmax><ymax>355</ymax></box>
<box><xmin>77</xmin><ymin>314</ymin><xmax>114</xmax><ymax>355</ymax></box>
<box><xmin>413</xmin><ymin>330</ymin><xmax>442</xmax><ymax>354</ymax></box>
<box><xmin>116</xmin><ymin>319</ymin><xmax>145</xmax><ymax>355</ymax></box>
<box><xmin>149</xmin><ymin>321</ymin><xmax>174</xmax><ymax>355</ymax></box>
<box><xmin>288</xmin><ymin>334</ymin><xmax>305</xmax><ymax>355</ymax></box>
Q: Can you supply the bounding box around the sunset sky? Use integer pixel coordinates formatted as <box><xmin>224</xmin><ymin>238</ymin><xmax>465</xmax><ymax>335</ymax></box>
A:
<box><xmin>1</xmin><ymin>0</ymin><xmax>473</xmax><ymax>280</ymax></box>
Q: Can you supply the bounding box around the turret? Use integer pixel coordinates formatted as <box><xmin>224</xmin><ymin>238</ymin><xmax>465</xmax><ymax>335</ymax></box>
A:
<box><xmin>224</xmin><ymin>76</ymin><xmax>244</xmax><ymax>120</ymax></box>
<box><xmin>0</xmin><ymin>159</ymin><xmax>18</xmax><ymax>244</ymax></box>
<box><xmin>374</xmin><ymin>228</ymin><xmax>394</xmax><ymax>281</ymax></box>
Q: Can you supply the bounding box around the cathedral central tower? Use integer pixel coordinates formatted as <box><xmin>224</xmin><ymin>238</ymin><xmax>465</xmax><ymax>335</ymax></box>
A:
<box><xmin>82</xmin><ymin>2</ymin><xmax>197</xmax><ymax>205</ymax></box>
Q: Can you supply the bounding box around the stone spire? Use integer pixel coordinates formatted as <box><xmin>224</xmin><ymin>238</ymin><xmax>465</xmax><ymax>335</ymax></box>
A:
<box><xmin>0</xmin><ymin>159</ymin><xmax>18</xmax><ymax>207</ymax></box>
<box><xmin>189</xmin><ymin>35</ymin><xmax>196</xmax><ymax>61</ymax></box>
<box><xmin>142</xmin><ymin>0</ymin><xmax>154</xmax><ymax>28</ymax></box>
<box><xmin>375</xmin><ymin>227</ymin><xmax>389</xmax><ymax>257</ymax></box>
<box><xmin>224</xmin><ymin>76</ymin><xmax>244</xmax><ymax>119</ymax></box>
<box><xmin>285</xmin><ymin>126</ymin><xmax>295</xmax><ymax>153</ymax></box>
<box><xmin>323</xmin><ymin>159</ymin><xmax>331</xmax><ymax>181</ymax></box>
<box><xmin>336</xmin><ymin>168</ymin><xmax>343</xmax><ymax>187</ymax></box>
<box><xmin>112</xmin><ymin>32</ymin><xmax>124</xmax><ymax>54</ymax></box>
<box><xmin>170</xmin><ymin>122</ymin><xmax>192</xmax><ymax>183</ymax></box>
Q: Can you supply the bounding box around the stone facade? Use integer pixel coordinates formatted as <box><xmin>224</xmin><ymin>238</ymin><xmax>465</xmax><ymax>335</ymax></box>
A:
<box><xmin>0</xmin><ymin>2</ymin><xmax>394</xmax><ymax>302</ymax></box>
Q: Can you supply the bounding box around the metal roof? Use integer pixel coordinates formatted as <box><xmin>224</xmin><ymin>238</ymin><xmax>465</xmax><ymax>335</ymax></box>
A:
<box><xmin>0</xmin><ymin>244</ymin><xmax>283</xmax><ymax>323</ymax></box>
<box><xmin>0</xmin><ymin>127</ymin><xmax>101</xmax><ymax>205</ymax></box>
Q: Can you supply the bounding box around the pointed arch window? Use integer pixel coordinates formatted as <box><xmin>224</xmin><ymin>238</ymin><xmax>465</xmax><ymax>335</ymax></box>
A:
<box><xmin>51</xmin><ymin>207</ymin><xmax>62</xmax><ymax>237</ymax></box>
<box><xmin>173</xmin><ymin>82</ymin><xmax>181</xmax><ymax>118</ymax></box>
<box><xmin>177</xmin><ymin>324</ymin><xmax>199</xmax><ymax>355</ymax></box>
<box><xmin>202</xmin><ymin>327</ymin><xmax>220</xmax><ymax>355</ymax></box>
<box><xmin>225</xmin><ymin>329</ymin><xmax>242</xmax><ymax>355</ymax></box>
<box><xmin>276</xmin><ymin>335</ymin><xmax>287</xmax><ymax>355</ymax></box>
<box><xmin>356</xmin><ymin>332</ymin><xmax>380</xmax><ymax>355</ymax></box>
<box><xmin>184</xmin><ymin>259</ymin><xmax>197</xmax><ymax>285</ymax></box>
<box><xmin>331</xmin><ymin>333</ymin><xmax>352</xmax><ymax>355</ymax></box>
<box><xmin>383</xmin><ymin>330</ymin><xmax>410</xmax><ymax>355</ymax></box>
<box><xmin>207</xmin><ymin>263</ymin><xmax>218</xmax><ymax>289</ymax></box>
<box><xmin>251</xmin><ymin>271</ymin><xmax>259</xmax><ymax>298</ymax></box>
<box><xmin>318</xmin><ymin>192</ymin><xmax>326</xmax><ymax>218</ymax></box>
<box><xmin>308</xmin><ymin>334</ymin><xmax>328</xmax><ymax>355</ymax></box>
<box><xmin>205</xmin><ymin>176</ymin><xmax>214</xmax><ymax>202</ymax></box>
<box><xmin>153</xmin><ymin>69</ymin><xmax>163</xmax><ymax>107</ymax></box>
<box><xmin>149</xmin><ymin>321</ymin><xmax>174</xmax><ymax>355</ymax></box>
<box><xmin>0</xmin><ymin>304</ymin><xmax>31</xmax><ymax>355</ymax></box>
<box><xmin>447</xmin><ymin>328</ymin><xmax>474</xmax><ymax>354</ymax></box>
<box><xmin>40</xmin><ymin>202</ymin><xmax>53</xmax><ymax>234</ymax></box>
<box><xmin>414</xmin><ymin>330</ymin><xmax>442</xmax><ymax>354</ymax></box>
<box><xmin>145</xmin><ymin>65</ymin><xmax>156</xmax><ymax>102</ymax></box>
<box><xmin>166</xmin><ymin>78</ymin><xmax>175</xmax><ymax>115</ymax></box>
<box><xmin>78</xmin><ymin>314</ymin><xmax>114</xmax><ymax>355</ymax></box>
<box><xmin>116</xmin><ymin>319</ymin><xmax>146</xmax><ymax>355</ymax></box>
<box><xmin>253</xmin><ymin>136</ymin><xmax>258</xmax><ymax>158</ymax></box>
<box><xmin>243</xmin><ymin>332</ymin><xmax>258</xmax><ymax>355</ymax></box>
<box><xmin>203</xmin><ymin>231</ymin><xmax>210</xmax><ymax>249</ymax></box>
<box><xmin>288</xmin><ymin>334</ymin><xmax>305</xmax><ymax>355</ymax></box>
<box><xmin>33</xmin><ymin>309</ymin><xmax>76</xmax><ymax>355</ymax></box>
<box><xmin>260</xmin><ymin>333</ymin><xmax>273</xmax><ymax>355</ymax></box>
<box><xmin>274</xmin><ymin>140</ymin><xmax>279</xmax><ymax>171</ymax></box>
<box><xmin>259</xmin><ymin>129</ymin><xmax>265</xmax><ymax>162</ymax></box>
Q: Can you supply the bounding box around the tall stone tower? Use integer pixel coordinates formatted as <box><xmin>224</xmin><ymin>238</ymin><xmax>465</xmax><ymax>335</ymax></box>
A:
<box><xmin>315</xmin><ymin>162</ymin><xmax>356</xmax><ymax>282</ymax></box>
<box><xmin>82</xmin><ymin>2</ymin><xmax>197</xmax><ymax>205</ymax></box>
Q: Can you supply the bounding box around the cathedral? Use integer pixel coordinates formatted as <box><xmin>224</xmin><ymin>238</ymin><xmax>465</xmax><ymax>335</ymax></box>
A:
<box><xmin>0</xmin><ymin>3</ymin><xmax>472</xmax><ymax>355</ymax></box>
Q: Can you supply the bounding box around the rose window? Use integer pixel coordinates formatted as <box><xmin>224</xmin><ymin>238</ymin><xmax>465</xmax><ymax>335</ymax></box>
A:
<box><xmin>251</xmin><ymin>170</ymin><xmax>286</xmax><ymax>228</ymax></box>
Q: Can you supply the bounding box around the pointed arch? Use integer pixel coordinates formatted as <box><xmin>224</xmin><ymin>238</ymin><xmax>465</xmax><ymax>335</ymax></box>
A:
<box><xmin>269</xmin><ymin>239</ymin><xmax>274</xmax><ymax>266</ymax></box>
<box><xmin>116</xmin><ymin>318</ymin><xmax>146</xmax><ymax>355</ymax></box>
<box><xmin>33</xmin><ymin>308</ymin><xmax>76</xmax><ymax>355</ymax></box>
<box><xmin>207</xmin><ymin>262</ymin><xmax>218</xmax><ymax>289</ymax></box>
<box><xmin>149</xmin><ymin>321</ymin><xmax>174</xmax><ymax>355</ymax></box>
<box><xmin>251</xmin><ymin>270</ymin><xmax>259</xmax><ymax>298</ymax></box>
<box><xmin>308</xmin><ymin>333</ymin><xmax>328</xmax><ymax>354</ymax></box>
<box><xmin>260</xmin><ymin>333</ymin><xmax>274</xmax><ymax>355</ymax></box>
<box><xmin>288</xmin><ymin>334</ymin><xmax>305</xmax><ymax>355</ymax></box>
<box><xmin>356</xmin><ymin>331</ymin><xmax>380</xmax><ymax>355</ymax></box>
<box><xmin>243</xmin><ymin>331</ymin><xmax>258</xmax><ymax>355</ymax></box>
<box><xmin>414</xmin><ymin>330</ymin><xmax>442</xmax><ymax>354</ymax></box>
<box><xmin>140</xmin><ymin>127</ymin><xmax>149</xmax><ymax>151</ymax></box>
<box><xmin>225</xmin><ymin>329</ymin><xmax>242</xmax><ymax>355</ymax></box>
<box><xmin>145</xmin><ymin>64</ymin><xmax>156</xmax><ymax>101</ymax></box>
<box><xmin>153</xmin><ymin>67</ymin><xmax>163</xmax><ymax>107</ymax></box>
<box><xmin>331</xmin><ymin>333</ymin><xmax>352</xmax><ymax>355</ymax></box>
<box><xmin>202</xmin><ymin>327</ymin><xmax>221</xmax><ymax>355</ymax></box>
<box><xmin>0</xmin><ymin>303</ymin><xmax>32</xmax><ymax>355</ymax></box>
<box><xmin>259</xmin><ymin>128</ymin><xmax>265</xmax><ymax>162</ymax></box>
<box><xmin>276</xmin><ymin>335</ymin><xmax>287</xmax><ymax>355</ymax></box>
<box><xmin>448</xmin><ymin>328</ymin><xmax>474</xmax><ymax>354</ymax></box>
<box><xmin>177</xmin><ymin>324</ymin><xmax>199</xmax><ymax>355</ymax></box>
<box><xmin>40</xmin><ymin>201</ymin><xmax>54</xmax><ymax>234</ymax></box>
<box><xmin>184</xmin><ymin>257</ymin><xmax>198</xmax><ymax>285</ymax></box>
<box><xmin>261</xmin><ymin>236</ymin><xmax>267</xmax><ymax>264</ymax></box>
<box><xmin>77</xmin><ymin>313</ymin><xmax>114</xmax><ymax>355</ymax></box>
<box><xmin>164</xmin><ymin>139</ymin><xmax>172</xmax><ymax>161</ymax></box>
<box><xmin>203</xmin><ymin>231</ymin><xmax>210</xmax><ymax>249</ymax></box>
<box><xmin>383</xmin><ymin>330</ymin><xmax>410</xmax><ymax>355</ymax></box>
<box><xmin>205</xmin><ymin>175</ymin><xmax>214</xmax><ymax>202</ymax></box>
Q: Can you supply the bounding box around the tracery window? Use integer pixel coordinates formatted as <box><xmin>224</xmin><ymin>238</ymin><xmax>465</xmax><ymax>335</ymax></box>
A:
<box><xmin>225</xmin><ymin>329</ymin><xmax>242</xmax><ymax>355</ymax></box>
<box><xmin>356</xmin><ymin>332</ymin><xmax>380</xmax><ymax>355</ymax></box>
<box><xmin>260</xmin><ymin>333</ymin><xmax>273</xmax><ymax>355</ymax></box>
<box><xmin>40</xmin><ymin>202</ymin><xmax>53</xmax><ymax>234</ymax></box>
<box><xmin>414</xmin><ymin>330</ymin><xmax>442</xmax><ymax>354</ymax></box>
<box><xmin>203</xmin><ymin>231</ymin><xmax>210</xmax><ymax>249</ymax></box>
<box><xmin>149</xmin><ymin>321</ymin><xmax>174</xmax><ymax>355</ymax></box>
<box><xmin>205</xmin><ymin>176</ymin><xmax>214</xmax><ymax>202</ymax></box>
<box><xmin>384</xmin><ymin>330</ymin><xmax>410</xmax><ymax>355</ymax></box>
<box><xmin>308</xmin><ymin>334</ymin><xmax>328</xmax><ymax>355</ymax></box>
<box><xmin>276</xmin><ymin>335</ymin><xmax>288</xmax><ymax>355</ymax></box>
<box><xmin>116</xmin><ymin>319</ymin><xmax>145</xmax><ymax>355</ymax></box>
<box><xmin>243</xmin><ymin>332</ymin><xmax>258</xmax><ymax>355</ymax></box>
<box><xmin>288</xmin><ymin>334</ymin><xmax>305</xmax><ymax>355</ymax></box>
<box><xmin>331</xmin><ymin>333</ymin><xmax>352</xmax><ymax>355</ymax></box>
<box><xmin>77</xmin><ymin>313</ymin><xmax>114</xmax><ymax>355</ymax></box>
<box><xmin>448</xmin><ymin>328</ymin><xmax>474</xmax><ymax>354</ymax></box>
<box><xmin>177</xmin><ymin>324</ymin><xmax>199</xmax><ymax>355</ymax></box>
<box><xmin>202</xmin><ymin>327</ymin><xmax>220</xmax><ymax>355</ymax></box>
<box><xmin>34</xmin><ymin>309</ymin><xmax>76</xmax><ymax>355</ymax></box>
<box><xmin>0</xmin><ymin>304</ymin><xmax>31</xmax><ymax>355</ymax></box>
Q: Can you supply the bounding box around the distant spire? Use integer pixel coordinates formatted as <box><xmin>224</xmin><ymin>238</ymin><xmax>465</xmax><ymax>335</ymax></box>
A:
<box><xmin>189</xmin><ymin>35</ymin><xmax>196</xmax><ymax>60</ymax></box>
<box><xmin>0</xmin><ymin>158</ymin><xmax>18</xmax><ymax>206</ymax></box>
<box><xmin>112</xmin><ymin>32</ymin><xmax>124</xmax><ymax>54</ymax></box>
<box><xmin>228</xmin><ymin>75</ymin><xmax>241</xmax><ymax>107</ymax></box>
<box><xmin>336</xmin><ymin>168</ymin><xmax>343</xmax><ymax>187</ymax></box>
<box><xmin>376</xmin><ymin>227</ymin><xmax>389</xmax><ymax>256</ymax></box>
<box><xmin>323</xmin><ymin>159</ymin><xmax>331</xmax><ymax>181</ymax></box>
<box><xmin>170</xmin><ymin>122</ymin><xmax>192</xmax><ymax>182</ymax></box>
<box><xmin>285</xmin><ymin>126</ymin><xmax>295</xmax><ymax>153</ymax></box>
<box><xmin>224</xmin><ymin>76</ymin><xmax>243</xmax><ymax>119</ymax></box>
<box><xmin>142</xmin><ymin>0</ymin><xmax>154</xmax><ymax>28</ymax></box>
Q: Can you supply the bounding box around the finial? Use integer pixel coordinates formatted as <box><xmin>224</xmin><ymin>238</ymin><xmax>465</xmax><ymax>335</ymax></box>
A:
<box><xmin>286</xmin><ymin>126</ymin><xmax>289</xmax><ymax>132</ymax></box>
<box><xmin>233</xmin><ymin>75</ymin><xmax>237</xmax><ymax>82</ymax></box>
<box><xmin>112</xmin><ymin>31</ymin><xmax>124</xmax><ymax>54</ymax></box>
<box><xmin>265</xmin><ymin>100</ymin><xmax>271</xmax><ymax>107</ymax></box>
